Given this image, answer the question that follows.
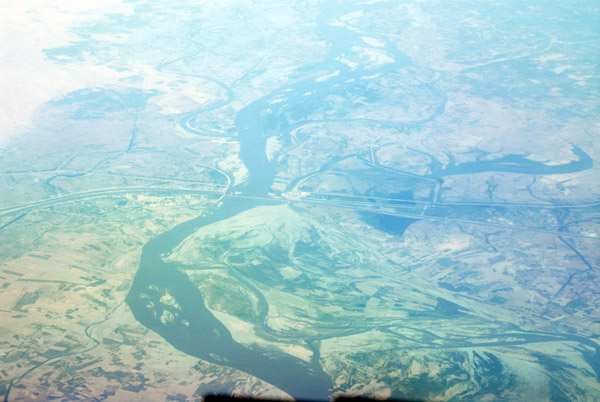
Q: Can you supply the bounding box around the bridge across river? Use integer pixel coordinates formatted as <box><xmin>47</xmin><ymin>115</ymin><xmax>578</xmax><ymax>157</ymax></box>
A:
<box><xmin>125</xmin><ymin>1</ymin><xmax>598</xmax><ymax>399</ymax></box>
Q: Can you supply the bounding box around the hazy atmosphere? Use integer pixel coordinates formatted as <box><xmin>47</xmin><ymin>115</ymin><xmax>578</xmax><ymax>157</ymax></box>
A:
<box><xmin>1</xmin><ymin>1</ymin><xmax>599</xmax><ymax>401</ymax></box>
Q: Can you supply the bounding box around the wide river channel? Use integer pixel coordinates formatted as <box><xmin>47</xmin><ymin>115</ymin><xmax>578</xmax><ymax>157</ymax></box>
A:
<box><xmin>126</xmin><ymin>2</ymin><xmax>595</xmax><ymax>399</ymax></box>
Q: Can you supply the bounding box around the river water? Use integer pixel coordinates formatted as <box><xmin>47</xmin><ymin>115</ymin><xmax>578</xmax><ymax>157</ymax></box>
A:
<box><xmin>125</xmin><ymin>1</ymin><xmax>595</xmax><ymax>399</ymax></box>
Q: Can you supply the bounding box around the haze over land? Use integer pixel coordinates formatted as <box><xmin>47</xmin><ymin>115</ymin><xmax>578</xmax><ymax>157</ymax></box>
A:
<box><xmin>1</xmin><ymin>1</ymin><xmax>600</xmax><ymax>401</ymax></box>
<box><xmin>0</xmin><ymin>0</ymin><xmax>134</xmax><ymax>147</ymax></box>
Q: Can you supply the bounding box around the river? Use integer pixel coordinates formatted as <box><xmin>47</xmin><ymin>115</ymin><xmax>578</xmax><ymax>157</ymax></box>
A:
<box><xmin>125</xmin><ymin>1</ymin><xmax>596</xmax><ymax>400</ymax></box>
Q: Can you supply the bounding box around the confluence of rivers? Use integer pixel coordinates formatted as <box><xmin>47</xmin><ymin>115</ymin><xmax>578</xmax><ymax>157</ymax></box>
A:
<box><xmin>125</xmin><ymin>2</ymin><xmax>596</xmax><ymax>399</ymax></box>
